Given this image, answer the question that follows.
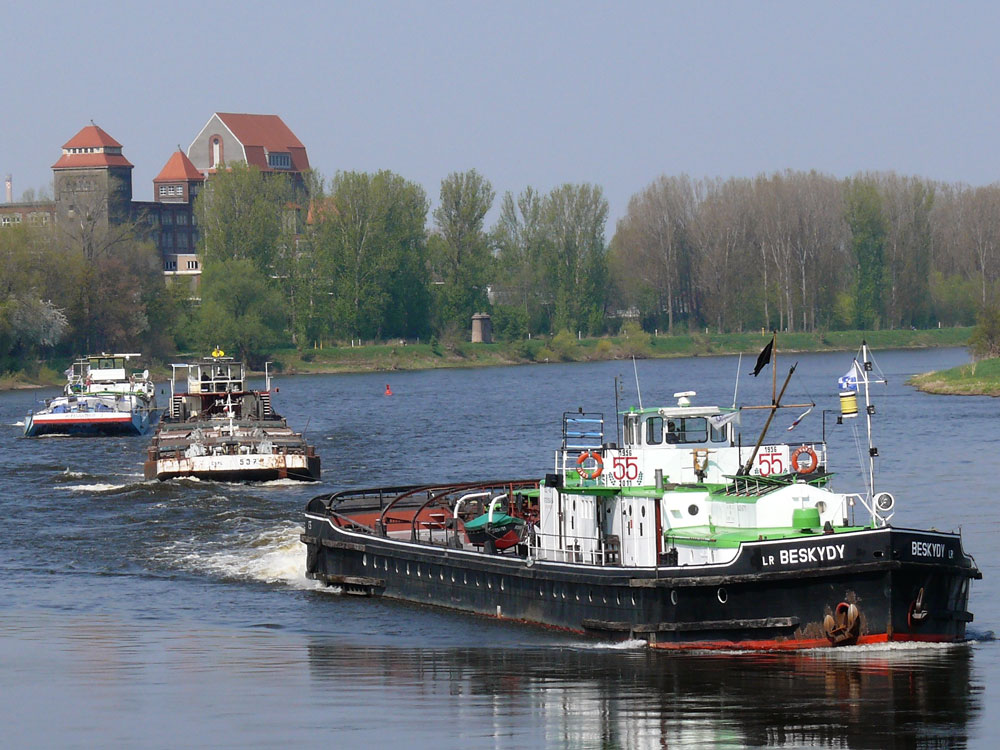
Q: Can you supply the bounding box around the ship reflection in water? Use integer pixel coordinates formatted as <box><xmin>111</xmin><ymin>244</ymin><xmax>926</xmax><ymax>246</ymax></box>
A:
<box><xmin>308</xmin><ymin>642</ymin><xmax>979</xmax><ymax>749</ymax></box>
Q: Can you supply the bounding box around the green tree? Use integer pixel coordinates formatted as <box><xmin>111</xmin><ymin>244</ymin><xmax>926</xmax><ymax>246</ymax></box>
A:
<box><xmin>430</xmin><ymin>169</ymin><xmax>495</xmax><ymax>329</ymax></box>
<box><xmin>881</xmin><ymin>175</ymin><xmax>934</xmax><ymax>328</ymax></box>
<box><xmin>541</xmin><ymin>183</ymin><xmax>609</xmax><ymax>334</ymax></box>
<box><xmin>844</xmin><ymin>178</ymin><xmax>887</xmax><ymax>329</ymax></box>
<box><xmin>0</xmin><ymin>223</ymin><xmax>69</xmax><ymax>368</ymax></box>
<box><xmin>969</xmin><ymin>304</ymin><xmax>1000</xmax><ymax>360</ymax></box>
<box><xmin>197</xmin><ymin>258</ymin><xmax>287</xmax><ymax>364</ymax></box>
<box><xmin>312</xmin><ymin>170</ymin><xmax>430</xmax><ymax>340</ymax></box>
<box><xmin>491</xmin><ymin>187</ymin><xmax>549</xmax><ymax>334</ymax></box>
<box><xmin>195</xmin><ymin>162</ymin><xmax>291</xmax><ymax>271</ymax></box>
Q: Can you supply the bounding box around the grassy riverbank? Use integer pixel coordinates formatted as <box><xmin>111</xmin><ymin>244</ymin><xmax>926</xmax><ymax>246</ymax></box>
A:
<box><xmin>2</xmin><ymin>327</ymin><xmax>971</xmax><ymax>390</ymax></box>
<box><xmin>270</xmin><ymin>327</ymin><xmax>972</xmax><ymax>376</ymax></box>
<box><xmin>908</xmin><ymin>357</ymin><xmax>1000</xmax><ymax>397</ymax></box>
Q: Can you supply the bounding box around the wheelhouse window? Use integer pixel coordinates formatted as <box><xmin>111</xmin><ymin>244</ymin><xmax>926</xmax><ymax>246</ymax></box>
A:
<box><xmin>710</xmin><ymin>422</ymin><xmax>728</xmax><ymax>443</ymax></box>
<box><xmin>623</xmin><ymin>414</ymin><xmax>640</xmax><ymax>446</ymax></box>
<box><xmin>645</xmin><ymin>416</ymin><xmax>663</xmax><ymax>445</ymax></box>
<box><xmin>665</xmin><ymin>417</ymin><xmax>709</xmax><ymax>444</ymax></box>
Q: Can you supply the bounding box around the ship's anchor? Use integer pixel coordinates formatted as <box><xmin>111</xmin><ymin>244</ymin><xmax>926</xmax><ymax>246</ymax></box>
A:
<box><xmin>907</xmin><ymin>587</ymin><xmax>928</xmax><ymax>629</ymax></box>
<box><xmin>823</xmin><ymin>601</ymin><xmax>861</xmax><ymax>645</ymax></box>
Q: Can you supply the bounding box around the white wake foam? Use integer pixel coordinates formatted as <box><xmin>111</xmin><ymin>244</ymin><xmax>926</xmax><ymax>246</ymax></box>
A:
<box><xmin>65</xmin><ymin>483</ymin><xmax>129</xmax><ymax>493</ymax></box>
<box><xmin>805</xmin><ymin>640</ymin><xmax>966</xmax><ymax>655</ymax></box>
<box><xmin>571</xmin><ymin>639</ymin><xmax>648</xmax><ymax>651</ymax></box>
<box><xmin>176</xmin><ymin>522</ymin><xmax>314</xmax><ymax>589</ymax></box>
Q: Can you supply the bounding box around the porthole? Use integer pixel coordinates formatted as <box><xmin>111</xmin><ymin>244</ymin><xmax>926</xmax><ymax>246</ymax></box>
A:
<box><xmin>631</xmin><ymin>594</ymin><xmax>636</xmax><ymax>606</ymax></box>
<box><xmin>688</xmin><ymin>504</ymin><xmax>699</xmax><ymax>516</ymax></box>
<box><xmin>362</xmin><ymin>554</ymin><xmax>367</xmax><ymax>567</ymax></box>
<box><xmin>717</xmin><ymin>587</ymin><xmax>728</xmax><ymax>604</ymax></box>
<box><xmin>463</xmin><ymin>573</ymin><xmax>468</xmax><ymax>585</ymax></box>
<box><xmin>476</xmin><ymin>575</ymin><xmax>481</xmax><ymax>588</ymax></box>
<box><xmin>641</xmin><ymin>506</ymin><xmax>646</xmax><ymax>517</ymax></box>
<box><xmin>575</xmin><ymin>591</ymin><xmax>580</xmax><ymax>601</ymax></box>
<box><xmin>616</xmin><ymin>592</ymin><xmax>621</xmax><ymax>605</ymax></box>
<box><xmin>500</xmin><ymin>578</ymin><xmax>505</xmax><ymax>592</ymax></box>
<box><xmin>406</xmin><ymin>563</ymin><xmax>411</xmax><ymax>575</ymax></box>
<box><xmin>488</xmin><ymin>578</ymin><xmax>493</xmax><ymax>590</ymax></box>
<box><xmin>573</xmin><ymin>499</ymin><xmax>577</xmax><ymax>511</ymax></box>
<box><xmin>395</xmin><ymin>562</ymin><xmax>399</xmax><ymax>573</ymax></box>
<box><xmin>451</xmin><ymin>572</ymin><xmax>456</xmax><ymax>583</ymax></box>
<box><xmin>384</xmin><ymin>559</ymin><xmax>389</xmax><ymax>571</ymax></box>
<box><xmin>552</xmin><ymin>589</ymin><xmax>558</xmax><ymax>598</ymax></box>
<box><xmin>561</xmin><ymin>590</ymin><xmax>566</xmax><ymax>600</ymax></box>
<box><xmin>439</xmin><ymin>570</ymin><xmax>445</xmax><ymax>581</ymax></box>
<box><xmin>416</xmin><ymin>566</ymin><xmax>421</xmax><ymax>577</ymax></box>
<box><xmin>670</xmin><ymin>590</ymin><xmax>678</xmax><ymax>606</ymax></box>
<box><xmin>602</xmin><ymin>594</ymin><xmax>608</xmax><ymax>604</ymax></box>
<box><xmin>539</xmin><ymin>585</ymin><xmax>544</xmax><ymax>597</ymax></box>
<box><xmin>628</xmin><ymin>506</ymin><xmax>633</xmax><ymax>516</ymax></box>
<box><xmin>588</xmin><ymin>590</ymin><xmax>593</xmax><ymax>602</ymax></box>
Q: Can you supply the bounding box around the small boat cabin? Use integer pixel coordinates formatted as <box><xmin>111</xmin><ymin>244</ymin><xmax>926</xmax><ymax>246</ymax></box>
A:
<box><xmin>176</xmin><ymin>357</ymin><xmax>246</xmax><ymax>395</ymax></box>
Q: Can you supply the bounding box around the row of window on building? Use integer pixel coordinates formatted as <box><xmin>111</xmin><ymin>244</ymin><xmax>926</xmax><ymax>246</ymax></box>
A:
<box><xmin>163</xmin><ymin>259</ymin><xmax>200</xmax><ymax>271</ymax></box>
<box><xmin>146</xmin><ymin>212</ymin><xmax>193</xmax><ymax>226</ymax></box>
<box><xmin>0</xmin><ymin>212</ymin><xmax>50</xmax><ymax>226</ymax></box>
<box><xmin>157</xmin><ymin>232</ymin><xmax>194</xmax><ymax>249</ymax></box>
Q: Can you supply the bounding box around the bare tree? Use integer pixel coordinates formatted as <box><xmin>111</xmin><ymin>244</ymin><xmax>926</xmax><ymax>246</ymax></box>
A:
<box><xmin>611</xmin><ymin>175</ymin><xmax>695</xmax><ymax>332</ymax></box>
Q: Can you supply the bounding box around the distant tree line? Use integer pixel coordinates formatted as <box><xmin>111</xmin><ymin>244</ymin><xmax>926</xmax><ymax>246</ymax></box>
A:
<box><xmin>3</xmin><ymin>165</ymin><xmax>999</xmax><ymax>369</ymax></box>
<box><xmin>610</xmin><ymin>171</ymin><xmax>996</xmax><ymax>335</ymax></box>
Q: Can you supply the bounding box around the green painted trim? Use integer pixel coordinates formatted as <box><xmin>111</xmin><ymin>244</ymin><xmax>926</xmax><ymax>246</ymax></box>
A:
<box><xmin>664</xmin><ymin>524</ymin><xmax>870</xmax><ymax>548</ymax></box>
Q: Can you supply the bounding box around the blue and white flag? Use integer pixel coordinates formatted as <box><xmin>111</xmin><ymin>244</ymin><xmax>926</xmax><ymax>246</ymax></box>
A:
<box><xmin>708</xmin><ymin>412</ymin><xmax>740</xmax><ymax>431</ymax></box>
<box><xmin>838</xmin><ymin>364</ymin><xmax>858</xmax><ymax>391</ymax></box>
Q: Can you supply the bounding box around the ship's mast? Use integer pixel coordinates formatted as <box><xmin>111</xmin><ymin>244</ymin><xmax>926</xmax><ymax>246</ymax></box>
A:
<box><xmin>857</xmin><ymin>340</ymin><xmax>885</xmax><ymax>500</ymax></box>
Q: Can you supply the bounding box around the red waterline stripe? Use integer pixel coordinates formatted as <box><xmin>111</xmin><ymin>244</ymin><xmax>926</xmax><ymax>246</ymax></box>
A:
<box><xmin>32</xmin><ymin>416</ymin><xmax>133</xmax><ymax>425</ymax></box>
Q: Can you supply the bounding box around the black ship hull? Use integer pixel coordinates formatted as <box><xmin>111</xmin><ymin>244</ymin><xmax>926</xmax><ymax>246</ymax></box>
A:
<box><xmin>302</xmin><ymin>512</ymin><xmax>979</xmax><ymax>649</ymax></box>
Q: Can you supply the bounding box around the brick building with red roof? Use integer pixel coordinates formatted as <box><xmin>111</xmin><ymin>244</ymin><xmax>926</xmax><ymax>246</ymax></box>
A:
<box><xmin>1</xmin><ymin>114</ymin><xmax>310</xmax><ymax>289</ymax></box>
<box><xmin>188</xmin><ymin>113</ymin><xmax>310</xmax><ymax>186</ymax></box>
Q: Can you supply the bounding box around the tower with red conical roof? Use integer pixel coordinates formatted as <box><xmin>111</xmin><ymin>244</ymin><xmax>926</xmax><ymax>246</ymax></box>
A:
<box><xmin>153</xmin><ymin>149</ymin><xmax>204</xmax><ymax>204</ymax></box>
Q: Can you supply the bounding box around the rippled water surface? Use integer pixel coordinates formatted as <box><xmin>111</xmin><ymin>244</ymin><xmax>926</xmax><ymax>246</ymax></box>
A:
<box><xmin>1</xmin><ymin>348</ymin><xmax>997</xmax><ymax>749</ymax></box>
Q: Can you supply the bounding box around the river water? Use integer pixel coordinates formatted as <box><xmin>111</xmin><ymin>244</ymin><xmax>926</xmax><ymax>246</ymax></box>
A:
<box><xmin>1</xmin><ymin>347</ymin><xmax>996</xmax><ymax>749</ymax></box>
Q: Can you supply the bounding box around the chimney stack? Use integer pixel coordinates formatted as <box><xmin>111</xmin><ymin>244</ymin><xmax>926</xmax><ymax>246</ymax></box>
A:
<box><xmin>4</xmin><ymin>175</ymin><xmax>11</xmax><ymax>203</ymax></box>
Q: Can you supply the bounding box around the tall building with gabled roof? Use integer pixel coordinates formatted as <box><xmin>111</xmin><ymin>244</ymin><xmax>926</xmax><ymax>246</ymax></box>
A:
<box><xmin>187</xmin><ymin>112</ymin><xmax>310</xmax><ymax>186</ymax></box>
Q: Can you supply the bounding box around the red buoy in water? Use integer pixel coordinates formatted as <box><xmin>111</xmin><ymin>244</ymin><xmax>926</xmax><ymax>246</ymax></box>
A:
<box><xmin>385</xmin><ymin>384</ymin><xmax>393</xmax><ymax>396</ymax></box>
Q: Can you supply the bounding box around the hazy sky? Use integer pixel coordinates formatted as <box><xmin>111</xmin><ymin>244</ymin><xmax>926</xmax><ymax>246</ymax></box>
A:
<box><xmin>2</xmin><ymin>2</ymin><xmax>999</xmax><ymax>228</ymax></box>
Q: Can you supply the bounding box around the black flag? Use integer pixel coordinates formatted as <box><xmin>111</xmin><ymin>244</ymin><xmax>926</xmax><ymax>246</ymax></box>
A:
<box><xmin>750</xmin><ymin>336</ymin><xmax>774</xmax><ymax>377</ymax></box>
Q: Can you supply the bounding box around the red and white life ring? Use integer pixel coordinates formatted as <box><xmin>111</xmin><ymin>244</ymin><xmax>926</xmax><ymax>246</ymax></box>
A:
<box><xmin>577</xmin><ymin>451</ymin><xmax>604</xmax><ymax>480</ymax></box>
<box><xmin>791</xmin><ymin>445</ymin><xmax>819</xmax><ymax>474</ymax></box>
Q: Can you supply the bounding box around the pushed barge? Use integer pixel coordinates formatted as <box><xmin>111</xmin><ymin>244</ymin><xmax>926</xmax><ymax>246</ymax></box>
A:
<box><xmin>144</xmin><ymin>355</ymin><xmax>319</xmax><ymax>482</ymax></box>
<box><xmin>302</xmin><ymin>350</ymin><xmax>979</xmax><ymax>649</ymax></box>
<box><xmin>24</xmin><ymin>353</ymin><xmax>160</xmax><ymax>437</ymax></box>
